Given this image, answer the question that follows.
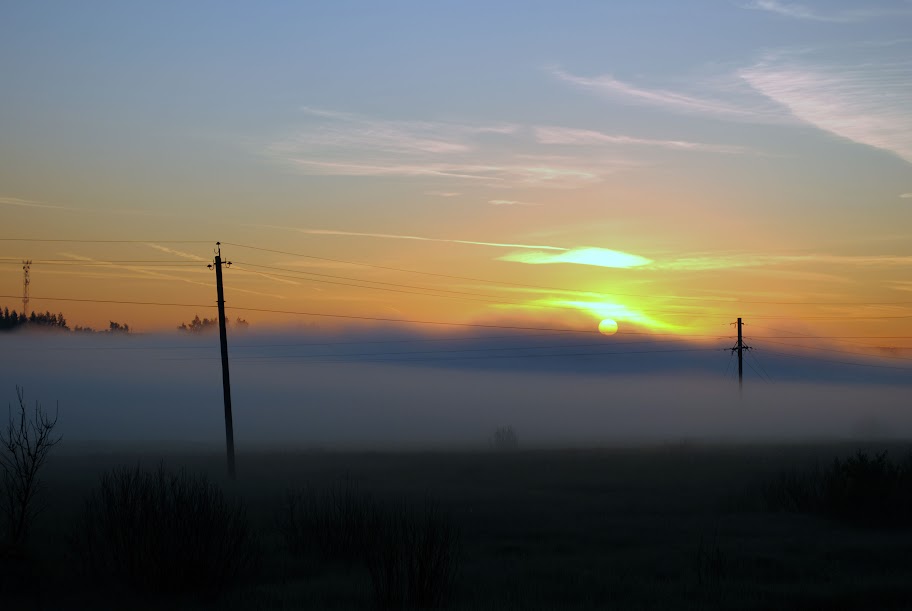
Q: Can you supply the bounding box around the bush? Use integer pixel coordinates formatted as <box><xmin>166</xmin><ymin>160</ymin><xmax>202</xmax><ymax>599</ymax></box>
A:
<box><xmin>367</xmin><ymin>501</ymin><xmax>461</xmax><ymax>610</ymax></box>
<box><xmin>492</xmin><ymin>426</ymin><xmax>518</xmax><ymax>451</ymax></box>
<box><xmin>68</xmin><ymin>465</ymin><xmax>259</xmax><ymax>595</ymax></box>
<box><xmin>277</xmin><ymin>482</ymin><xmax>461</xmax><ymax>609</ymax></box>
<box><xmin>277</xmin><ymin>479</ymin><xmax>379</xmax><ymax>564</ymax></box>
<box><xmin>762</xmin><ymin>450</ymin><xmax>912</xmax><ymax>527</ymax></box>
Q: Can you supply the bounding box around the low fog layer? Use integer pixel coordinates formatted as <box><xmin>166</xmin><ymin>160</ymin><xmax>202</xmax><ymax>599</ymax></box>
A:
<box><xmin>3</xmin><ymin>329</ymin><xmax>911</xmax><ymax>449</ymax></box>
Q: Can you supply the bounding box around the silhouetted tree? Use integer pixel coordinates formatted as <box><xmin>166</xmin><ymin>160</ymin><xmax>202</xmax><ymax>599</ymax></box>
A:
<box><xmin>107</xmin><ymin>321</ymin><xmax>130</xmax><ymax>334</ymax></box>
<box><xmin>178</xmin><ymin>315</ymin><xmax>219</xmax><ymax>334</ymax></box>
<box><xmin>0</xmin><ymin>310</ymin><xmax>70</xmax><ymax>331</ymax></box>
<box><xmin>0</xmin><ymin>387</ymin><xmax>60</xmax><ymax>548</ymax></box>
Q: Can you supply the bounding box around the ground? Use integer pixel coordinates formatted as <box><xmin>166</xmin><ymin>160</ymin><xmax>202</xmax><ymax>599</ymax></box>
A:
<box><xmin>9</xmin><ymin>442</ymin><xmax>912</xmax><ymax>610</ymax></box>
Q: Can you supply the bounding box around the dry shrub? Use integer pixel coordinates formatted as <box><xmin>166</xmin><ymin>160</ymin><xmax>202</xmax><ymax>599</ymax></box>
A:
<box><xmin>69</xmin><ymin>465</ymin><xmax>259</xmax><ymax>595</ymax></box>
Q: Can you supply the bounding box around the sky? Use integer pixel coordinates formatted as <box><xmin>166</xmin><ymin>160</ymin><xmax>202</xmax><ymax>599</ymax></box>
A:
<box><xmin>2</xmin><ymin>1</ymin><xmax>912</xmax><ymax>368</ymax></box>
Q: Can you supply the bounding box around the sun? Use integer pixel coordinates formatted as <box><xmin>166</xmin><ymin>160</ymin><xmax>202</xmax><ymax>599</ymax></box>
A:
<box><xmin>598</xmin><ymin>319</ymin><xmax>618</xmax><ymax>335</ymax></box>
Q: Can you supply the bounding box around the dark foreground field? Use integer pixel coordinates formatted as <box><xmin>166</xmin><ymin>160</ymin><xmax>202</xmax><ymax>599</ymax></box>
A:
<box><xmin>9</xmin><ymin>443</ymin><xmax>912</xmax><ymax>610</ymax></box>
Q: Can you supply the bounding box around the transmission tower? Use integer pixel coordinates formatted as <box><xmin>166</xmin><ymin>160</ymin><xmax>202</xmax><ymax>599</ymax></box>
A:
<box><xmin>22</xmin><ymin>260</ymin><xmax>31</xmax><ymax>314</ymax></box>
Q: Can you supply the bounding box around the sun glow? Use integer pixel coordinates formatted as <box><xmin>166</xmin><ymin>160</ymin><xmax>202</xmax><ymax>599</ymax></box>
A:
<box><xmin>598</xmin><ymin>319</ymin><xmax>618</xmax><ymax>335</ymax></box>
<box><xmin>499</xmin><ymin>247</ymin><xmax>652</xmax><ymax>269</ymax></box>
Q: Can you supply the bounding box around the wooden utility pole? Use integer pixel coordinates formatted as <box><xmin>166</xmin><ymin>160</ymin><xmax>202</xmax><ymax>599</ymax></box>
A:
<box><xmin>210</xmin><ymin>242</ymin><xmax>236</xmax><ymax>480</ymax></box>
<box><xmin>731</xmin><ymin>317</ymin><xmax>751</xmax><ymax>397</ymax></box>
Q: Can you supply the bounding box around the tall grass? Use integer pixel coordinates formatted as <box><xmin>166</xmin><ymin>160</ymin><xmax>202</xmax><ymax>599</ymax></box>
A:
<box><xmin>277</xmin><ymin>479</ymin><xmax>378</xmax><ymax>564</ymax></box>
<box><xmin>68</xmin><ymin>465</ymin><xmax>259</xmax><ymax>595</ymax></box>
<box><xmin>367</xmin><ymin>500</ymin><xmax>461</xmax><ymax>610</ymax></box>
<box><xmin>278</xmin><ymin>482</ymin><xmax>461</xmax><ymax>609</ymax></box>
<box><xmin>762</xmin><ymin>450</ymin><xmax>912</xmax><ymax>527</ymax></box>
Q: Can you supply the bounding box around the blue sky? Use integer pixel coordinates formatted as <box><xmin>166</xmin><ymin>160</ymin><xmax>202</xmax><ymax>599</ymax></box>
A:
<box><xmin>1</xmin><ymin>1</ymin><xmax>911</xmax><ymax>346</ymax></box>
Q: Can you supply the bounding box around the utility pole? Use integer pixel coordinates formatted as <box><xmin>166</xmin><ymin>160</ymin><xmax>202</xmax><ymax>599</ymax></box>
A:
<box><xmin>22</xmin><ymin>260</ymin><xmax>31</xmax><ymax>315</ymax></box>
<box><xmin>209</xmin><ymin>243</ymin><xmax>236</xmax><ymax>480</ymax></box>
<box><xmin>730</xmin><ymin>317</ymin><xmax>751</xmax><ymax>396</ymax></box>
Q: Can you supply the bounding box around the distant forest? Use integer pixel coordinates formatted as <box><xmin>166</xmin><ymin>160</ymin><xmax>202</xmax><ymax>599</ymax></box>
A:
<box><xmin>0</xmin><ymin>307</ymin><xmax>129</xmax><ymax>333</ymax></box>
<box><xmin>0</xmin><ymin>306</ymin><xmax>248</xmax><ymax>334</ymax></box>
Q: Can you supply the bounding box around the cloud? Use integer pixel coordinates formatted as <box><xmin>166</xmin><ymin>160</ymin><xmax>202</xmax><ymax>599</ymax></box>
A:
<box><xmin>282</xmin><ymin>158</ymin><xmax>606</xmax><ymax>188</ymax></box>
<box><xmin>548</xmin><ymin>66</ymin><xmax>783</xmax><ymax>122</ymax></box>
<box><xmin>740</xmin><ymin>51</ymin><xmax>912</xmax><ymax>164</ymax></box>
<box><xmin>489</xmin><ymin>199</ymin><xmax>540</xmax><ymax>206</ymax></box>
<box><xmin>657</xmin><ymin>252</ymin><xmax>912</xmax><ymax>271</ymax></box>
<box><xmin>0</xmin><ymin>196</ymin><xmax>76</xmax><ymax>211</ymax></box>
<box><xmin>287</xmin><ymin>227</ymin><xmax>566</xmax><ymax>251</ymax></box>
<box><xmin>533</xmin><ymin>126</ymin><xmax>749</xmax><ymax>154</ymax></box>
<box><xmin>901</xmin><ymin>193</ymin><xmax>912</xmax><ymax>198</ymax></box>
<box><xmin>499</xmin><ymin>247</ymin><xmax>652</xmax><ymax>269</ymax></box>
<box><xmin>744</xmin><ymin>1</ymin><xmax>912</xmax><ymax>22</ymax></box>
<box><xmin>267</xmin><ymin>108</ymin><xmax>663</xmax><ymax>188</ymax></box>
<box><xmin>426</xmin><ymin>191</ymin><xmax>461</xmax><ymax>197</ymax></box>
<box><xmin>57</xmin><ymin>253</ymin><xmax>289</xmax><ymax>299</ymax></box>
<box><xmin>145</xmin><ymin>243</ymin><xmax>209</xmax><ymax>262</ymax></box>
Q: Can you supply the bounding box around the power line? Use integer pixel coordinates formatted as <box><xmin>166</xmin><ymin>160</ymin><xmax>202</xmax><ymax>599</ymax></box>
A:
<box><xmin>0</xmin><ymin>260</ymin><xmax>202</xmax><ymax>266</ymax></box>
<box><xmin>11</xmin><ymin>331</ymin><xmax>729</xmax><ymax>352</ymax></box>
<box><xmin>752</xmin><ymin>338</ymin><xmax>912</xmax><ymax>362</ymax></box>
<box><xmin>0</xmin><ymin>293</ymin><xmax>598</xmax><ymax>333</ymax></box>
<box><xmin>230</xmin><ymin>265</ymin><xmax>726</xmax><ymax>317</ymax></box>
<box><xmin>724</xmin><ymin>349</ymin><xmax>735</xmax><ymax>379</ymax></box>
<box><xmin>751</xmin><ymin>344</ymin><xmax>912</xmax><ymax>371</ymax></box>
<box><xmin>223</xmin><ymin>241</ymin><xmax>912</xmax><ymax>307</ymax></box>
<box><xmin>231</xmin><ymin>265</ymin><xmax>529</xmax><ymax>306</ymax></box>
<box><xmin>7</xmin><ymin>238</ymin><xmax>912</xmax><ymax>309</ymax></box>
<box><xmin>167</xmin><ymin>336</ymin><xmax>720</xmax><ymax>362</ymax></box>
<box><xmin>746</xmin><ymin>349</ymin><xmax>774</xmax><ymax>382</ymax></box>
<box><xmin>0</xmin><ymin>294</ymin><xmax>213</xmax><ymax>309</ymax></box>
<box><xmin>744</xmin><ymin>358</ymin><xmax>767</xmax><ymax>382</ymax></box>
<box><xmin>0</xmin><ymin>238</ymin><xmax>210</xmax><ymax>243</ymax></box>
<box><xmin>226</xmin><ymin>346</ymin><xmax>722</xmax><ymax>365</ymax></box>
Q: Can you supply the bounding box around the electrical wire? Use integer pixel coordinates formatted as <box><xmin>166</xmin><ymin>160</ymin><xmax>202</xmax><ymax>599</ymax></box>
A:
<box><xmin>166</xmin><ymin>336</ymin><xmax>721</xmax><ymax>361</ymax></box>
<box><xmin>0</xmin><ymin>238</ymin><xmax>211</xmax><ymax>243</ymax></box>
<box><xmin>223</xmin><ymin>241</ymin><xmax>912</xmax><ymax>307</ymax></box>
<box><xmin>751</xmin><ymin>338</ymin><xmax>912</xmax><ymax>362</ymax></box>
<box><xmin>225</xmin><ymin>346</ymin><xmax>722</xmax><ymax>365</ymax></box>
<box><xmin>751</xmin><ymin>344</ymin><xmax>912</xmax><ymax>371</ymax></box>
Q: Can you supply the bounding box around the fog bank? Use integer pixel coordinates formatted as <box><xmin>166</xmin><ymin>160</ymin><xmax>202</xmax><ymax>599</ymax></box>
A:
<box><xmin>3</xmin><ymin>331</ymin><xmax>910</xmax><ymax>449</ymax></box>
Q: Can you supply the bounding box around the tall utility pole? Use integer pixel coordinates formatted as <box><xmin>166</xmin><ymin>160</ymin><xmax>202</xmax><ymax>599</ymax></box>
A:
<box><xmin>730</xmin><ymin>317</ymin><xmax>751</xmax><ymax>396</ymax></box>
<box><xmin>209</xmin><ymin>243</ymin><xmax>236</xmax><ymax>480</ymax></box>
<box><xmin>22</xmin><ymin>260</ymin><xmax>31</xmax><ymax>314</ymax></box>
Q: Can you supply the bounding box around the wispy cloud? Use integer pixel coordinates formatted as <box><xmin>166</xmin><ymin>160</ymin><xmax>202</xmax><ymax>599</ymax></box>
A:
<box><xmin>281</xmin><ymin>158</ymin><xmax>607</xmax><ymax>189</ymax></box>
<box><xmin>426</xmin><ymin>191</ymin><xmax>461</xmax><ymax>197</ymax></box>
<box><xmin>744</xmin><ymin>1</ymin><xmax>912</xmax><ymax>22</ymax></box>
<box><xmin>901</xmin><ymin>193</ymin><xmax>912</xmax><ymax>198</ymax></box>
<box><xmin>489</xmin><ymin>199</ymin><xmax>541</xmax><ymax>206</ymax></box>
<box><xmin>0</xmin><ymin>196</ymin><xmax>76</xmax><ymax>211</ymax></box>
<box><xmin>657</xmin><ymin>252</ymin><xmax>912</xmax><ymax>271</ymax></box>
<box><xmin>499</xmin><ymin>247</ymin><xmax>652</xmax><ymax>269</ymax></box>
<box><xmin>548</xmin><ymin>66</ymin><xmax>783</xmax><ymax>122</ymax></box>
<box><xmin>58</xmin><ymin>253</ymin><xmax>289</xmax><ymax>298</ymax></box>
<box><xmin>285</xmin><ymin>227</ymin><xmax>566</xmax><ymax>251</ymax></box>
<box><xmin>533</xmin><ymin>126</ymin><xmax>748</xmax><ymax>154</ymax></box>
<box><xmin>267</xmin><ymin>107</ymin><xmax>705</xmax><ymax>188</ymax></box>
<box><xmin>145</xmin><ymin>243</ymin><xmax>209</xmax><ymax>262</ymax></box>
<box><xmin>739</xmin><ymin>49</ymin><xmax>912</xmax><ymax>164</ymax></box>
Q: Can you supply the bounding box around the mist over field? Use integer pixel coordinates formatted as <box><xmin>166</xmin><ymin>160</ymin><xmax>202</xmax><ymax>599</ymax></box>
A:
<box><xmin>4</xmin><ymin>329</ymin><xmax>910</xmax><ymax>449</ymax></box>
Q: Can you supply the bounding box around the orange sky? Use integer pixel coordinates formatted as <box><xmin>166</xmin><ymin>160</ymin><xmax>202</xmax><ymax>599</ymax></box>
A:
<box><xmin>2</xmin><ymin>3</ymin><xmax>911</xmax><ymax>358</ymax></box>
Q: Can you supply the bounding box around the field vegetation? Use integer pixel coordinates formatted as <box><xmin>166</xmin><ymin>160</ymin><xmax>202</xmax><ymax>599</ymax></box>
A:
<box><xmin>5</xmin><ymin>442</ymin><xmax>912</xmax><ymax>609</ymax></box>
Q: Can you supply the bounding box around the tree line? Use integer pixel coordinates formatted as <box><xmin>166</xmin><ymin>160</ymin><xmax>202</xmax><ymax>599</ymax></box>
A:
<box><xmin>0</xmin><ymin>306</ymin><xmax>129</xmax><ymax>334</ymax></box>
<box><xmin>0</xmin><ymin>306</ymin><xmax>248</xmax><ymax>334</ymax></box>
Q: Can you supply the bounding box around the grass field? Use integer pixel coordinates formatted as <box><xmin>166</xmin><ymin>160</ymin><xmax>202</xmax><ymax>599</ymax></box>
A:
<box><xmin>8</xmin><ymin>442</ymin><xmax>912</xmax><ymax>610</ymax></box>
